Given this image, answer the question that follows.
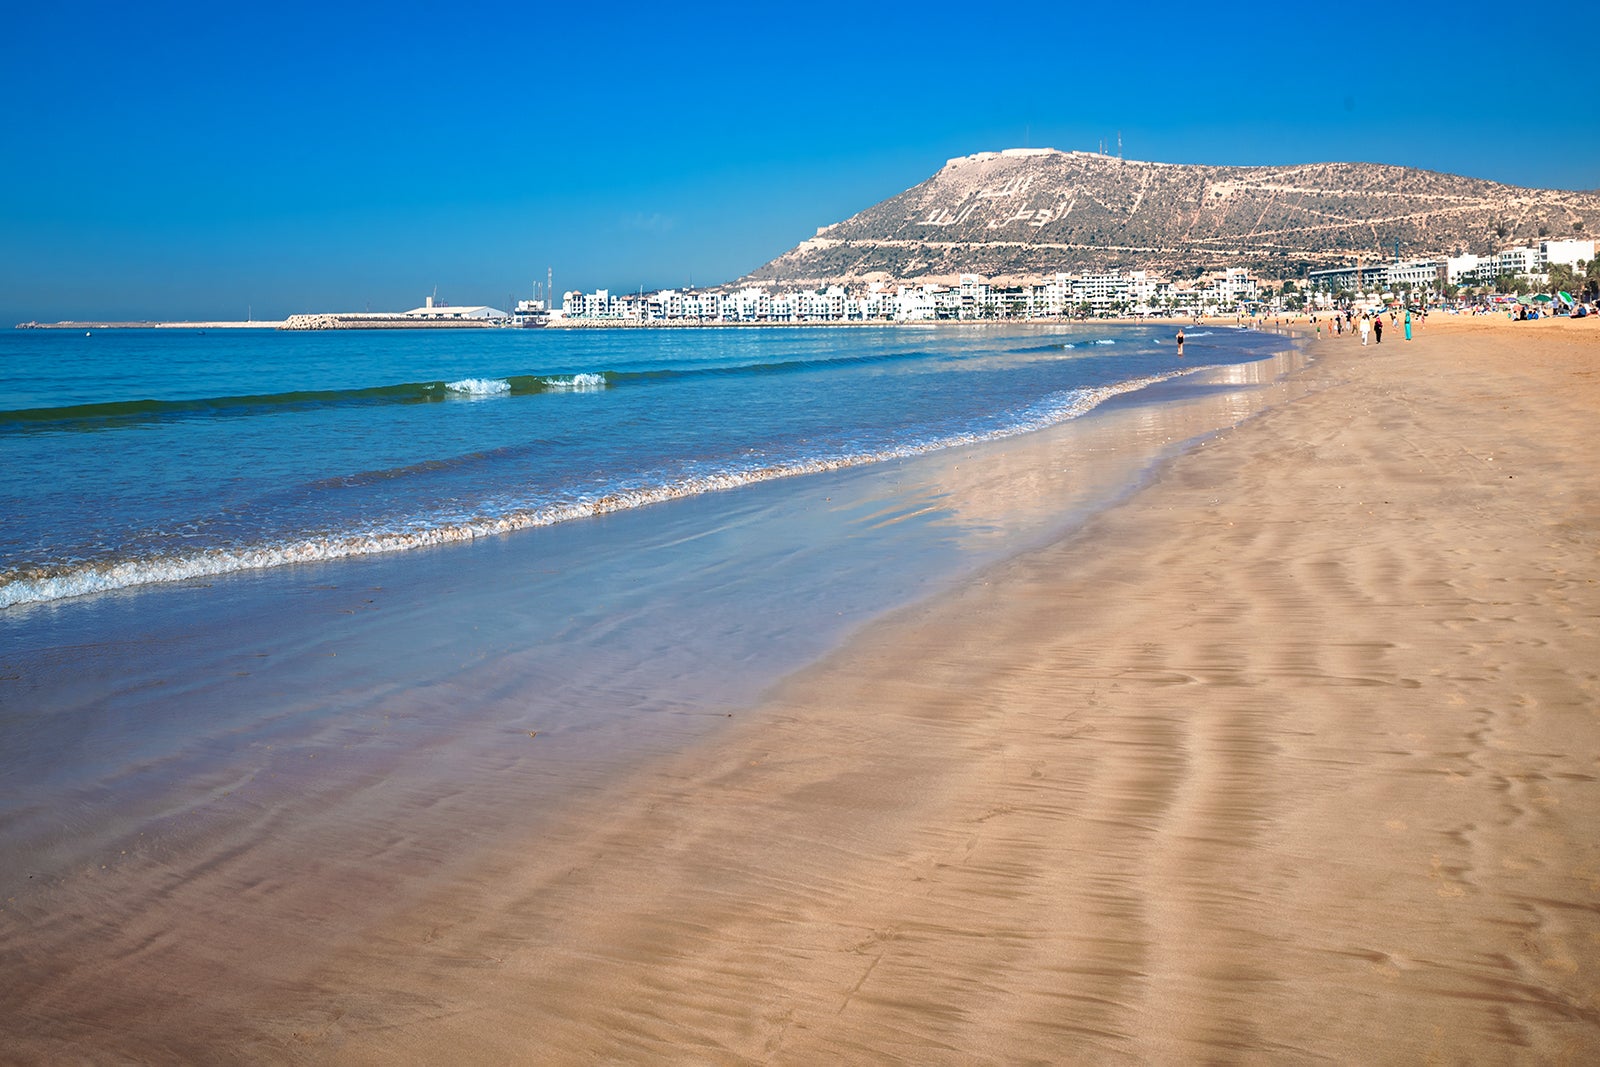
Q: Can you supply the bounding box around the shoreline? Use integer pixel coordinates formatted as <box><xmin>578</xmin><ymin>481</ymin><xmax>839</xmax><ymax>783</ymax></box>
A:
<box><xmin>4</xmin><ymin>317</ymin><xmax>1596</xmax><ymax>1061</ymax></box>
<box><xmin>545</xmin><ymin>314</ymin><xmax>1258</xmax><ymax>329</ymax></box>
<box><xmin>0</xmin><ymin>333</ymin><xmax>1304</xmax><ymax>1060</ymax></box>
<box><xmin>285</xmin><ymin>314</ymin><xmax>1599</xmax><ymax>1061</ymax></box>
<box><xmin>20</xmin><ymin>310</ymin><xmax>1583</xmax><ymax>335</ymax></box>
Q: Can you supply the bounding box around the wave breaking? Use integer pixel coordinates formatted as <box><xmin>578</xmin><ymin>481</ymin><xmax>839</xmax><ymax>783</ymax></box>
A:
<box><xmin>0</xmin><ymin>368</ymin><xmax>1204</xmax><ymax>609</ymax></box>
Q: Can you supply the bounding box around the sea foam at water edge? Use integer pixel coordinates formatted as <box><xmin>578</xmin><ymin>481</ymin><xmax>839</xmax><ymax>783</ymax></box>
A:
<box><xmin>0</xmin><ymin>368</ymin><xmax>1204</xmax><ymax>610</ymax></box>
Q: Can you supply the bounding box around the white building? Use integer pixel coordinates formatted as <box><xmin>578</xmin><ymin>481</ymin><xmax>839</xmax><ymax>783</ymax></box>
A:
<box><xmin>404</xmin><ymin>296</ymin><xmax>507</xmax><ymax>320</ymax></box>
<box><xmin>558</xmin><ymin>266</ymin><xmax>1269</xmax><ymax>324</ymax></box>
<box><xmin>1218</xmin><ymin>267</ymin><xmax>1258</xmax><ymax>304</ymax></box>
<box><xmin>956</xmin><ymin>274</ymin><xmax>990</xmax><ymax>317</ymax></box>
<box><xmin>892</xmin><ymin>285</ymin><xmax>938</xmax><ymax>321</ymax></box>
<box><xmin>1540</xmin><ymin>239</ymin><xmax>1595</xmax><ymax>270</ymax></box>
<box><xmin>1445</xmin><ymin>254</ymin><xmax>1484</xmax><ymax>284</ymax></box>
<box><xmin>1494</xmin><ymin>247</ymin><xmax>1541</xmax><ymax>278</ymax></box>
<box><xmin>723</xmin><ymin>287</ymin><xmax>772</xmax><ymax>322</ymax></box>
<box><xmin>1025</xmin><ymin>273</ymin><xmax>1072</xmax><ymax>316</ymax></box>
<box><xmin>1071</xmin><ymin>271</ymin><xmax>1131</xmax><ymax>314</ymax></box>
<box><xmin>1126</xmin><ymin>271</ymin><xmax>1159</xmax><ymax>311</ymax></box>
<box><xmin>1384</xmin><ymin>259</ymin><xmax>1447</xmax><ymax>289</ymax></box>
<box><xmin>563</xmin><ymin>289</ymin><xmax>616</xmax><ymax>318</ymax></box>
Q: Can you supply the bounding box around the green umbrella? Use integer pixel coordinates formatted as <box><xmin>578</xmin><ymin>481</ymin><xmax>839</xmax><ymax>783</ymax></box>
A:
<box><xmin>1532</xmin><ymin>293</ymin><xmax>1553</xmax><ymax>303</ymax></box>
<box><xmin>1559</xmin><ymin>291</ymin><xmax>1574</xmax><ymax>303</ymax></box>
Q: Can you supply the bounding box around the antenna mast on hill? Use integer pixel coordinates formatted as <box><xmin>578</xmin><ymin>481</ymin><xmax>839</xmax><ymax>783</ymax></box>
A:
<box><xmin>1118</xmin><ymin>131</ymin><xmax>1122</xmax><ymax>159</ymax></box>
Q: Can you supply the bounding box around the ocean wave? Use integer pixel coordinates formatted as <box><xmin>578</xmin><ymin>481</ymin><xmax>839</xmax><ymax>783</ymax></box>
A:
<box><xmin>0</xmin><ymin>367</ymin><xmax>1207</xmax><ymax>610</ymax></box>
<box><xmin>541</xmin><ymin>373</ymin><xmax>607</xmax><ymax>391</ymax></box>
<box><xmin>0</xmin><ymin>373</ymin><xmax>630</xmax><ymax>434</ymax></box>
<box><xmin>0</xmin><ymin>347</ymin><xmax>942</xmax><ymax>434</ymax></box>
<box><xmin>445</xmin><ymin>377</ymin><xmax>511</xmax><ymax>396</ymax></box>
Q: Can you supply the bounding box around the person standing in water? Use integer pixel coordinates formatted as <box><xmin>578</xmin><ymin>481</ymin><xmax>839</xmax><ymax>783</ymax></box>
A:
<box><xmin>1176</xmin><ymin>327</ymin><xmax>1185</xmax><ymax>356</ymax></box>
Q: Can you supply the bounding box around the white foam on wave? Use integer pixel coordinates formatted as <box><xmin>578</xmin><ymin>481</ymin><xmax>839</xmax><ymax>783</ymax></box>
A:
<box><xmin>542</xmin><ymin>373</ymin><xmax>607</xmax><ymax>392</ymax></box>
<box><xmin>1092</xmin><ymin>338</ymin><xmax>1116</xmax><ymax>345</ymax></box>
<box><xmin>0</xmin><ymin>366</ymin><xmax>1211</xmax><ymax>610</ymax></box>
<box><xmin>446</xmin><ymin>377</ymin><xmax>511</xmax><ymax>396</ymax></box>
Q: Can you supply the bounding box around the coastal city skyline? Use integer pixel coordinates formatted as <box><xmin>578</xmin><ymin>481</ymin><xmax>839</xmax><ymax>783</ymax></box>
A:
<box><xmin>3</xmin><ymin>0</ymin><xmax>1594</xmax><ymax>325</ymax></box>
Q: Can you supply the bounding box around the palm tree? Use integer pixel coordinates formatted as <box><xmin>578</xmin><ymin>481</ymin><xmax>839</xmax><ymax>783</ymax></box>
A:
<box><xmin>1547</xmin><ymin>263</ymin><xmax>1576</xmax><ymax>297</ymax></box>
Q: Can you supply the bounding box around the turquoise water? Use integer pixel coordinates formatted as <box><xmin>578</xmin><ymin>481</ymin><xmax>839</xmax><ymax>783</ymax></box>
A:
<box><xmin>0</xmin><ymin>324</ymin><xmax>1284</xmax><ymax>608</ymax></box>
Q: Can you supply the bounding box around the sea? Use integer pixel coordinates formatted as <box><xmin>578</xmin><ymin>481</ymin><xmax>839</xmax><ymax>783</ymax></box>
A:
<box><xmin>0</xmin><ymin>322</ymin><xmax>1299</xmax><ymax>1016</ymax></box>
<box><xmin>2</xmin><ymin>324</ymin><xmax>1288</xmax><ymax>611</ymax></box>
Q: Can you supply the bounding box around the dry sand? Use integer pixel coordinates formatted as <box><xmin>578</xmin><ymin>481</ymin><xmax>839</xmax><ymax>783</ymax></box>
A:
<box><xmin>261</xmin><ymin>313</ymin><xmax>1599</xmax><ymax>1064</ymax></box>
<box><xmin>17</xmin><ymin>315</ymin><xmax>1600</xmax><ymax>1063</ymax></box>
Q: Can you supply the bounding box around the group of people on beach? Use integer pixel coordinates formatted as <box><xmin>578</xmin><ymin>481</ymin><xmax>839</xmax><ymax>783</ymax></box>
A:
<box><xmin>1308</xmin><ymin>306</ymin><xmax>1418</xmax><ymax>345</ymax></box>
<box><xmin>1176</xmin><ymin>303</ymin><xmax>1430</xmax><ymax>356</ymax></box>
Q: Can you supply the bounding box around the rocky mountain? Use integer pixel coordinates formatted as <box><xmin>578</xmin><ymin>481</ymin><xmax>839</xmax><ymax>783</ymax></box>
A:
<box><xmin>741</xmin><ymin>149</ymin><xmax>1599</xmax><ymax>286</ymax></box>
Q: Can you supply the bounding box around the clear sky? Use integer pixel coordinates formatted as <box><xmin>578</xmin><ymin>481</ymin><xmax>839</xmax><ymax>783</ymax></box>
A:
<box><xmin>3</xmin><ymin>0</ymin><xmax>1593</xmax><ymax>324</ymax></box>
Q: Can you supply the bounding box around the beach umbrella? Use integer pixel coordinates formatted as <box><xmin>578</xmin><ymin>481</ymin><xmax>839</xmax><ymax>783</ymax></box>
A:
<box><xmin>1559</xmin><ymin>291</ymin><xmax>1574</xmax><ymax>304</ymax></box>
<box><xmin>1531</xmin><ymin>293</ymin><xmax>1552</xmax><ymax>303</ymax></box>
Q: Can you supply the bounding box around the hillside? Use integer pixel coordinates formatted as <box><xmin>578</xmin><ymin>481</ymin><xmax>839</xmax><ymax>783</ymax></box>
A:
<box><xmin>742</xmin><ymin>149</ymin><xmax>1600</xmax><ymax>286</ymax></box>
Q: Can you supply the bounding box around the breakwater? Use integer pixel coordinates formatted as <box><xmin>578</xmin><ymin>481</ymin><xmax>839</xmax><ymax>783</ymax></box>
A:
<box><xmin>279</xmin><ymin>314</ymin><xmax>498</xmax><ymax>331</ymax></box>
<box><xmin>15</xmin><ymin>320</ymin><xmax>285</xmax><ymax>330</ymax></box>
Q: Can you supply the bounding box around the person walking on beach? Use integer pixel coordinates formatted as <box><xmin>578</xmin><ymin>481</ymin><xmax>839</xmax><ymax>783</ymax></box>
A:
<box><xmin>1175</xmin><ymin>327</ymin><xmax>1185</xmax><ymax>357</ymax></box>
<box><xmin>1374</xmin><ymin>314</ymin><xmax>1384</xmax><ymax>343</ymax></box>
<box><xmin>1359</xmin><ymin>313</ymin><xmax>1371</xmax><ymax>346</ymax></box>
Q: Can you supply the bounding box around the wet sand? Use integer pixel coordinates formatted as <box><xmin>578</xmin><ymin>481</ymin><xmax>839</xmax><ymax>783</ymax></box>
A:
<box><xmin>297</xmin><ymin>314</ymin><xmax>1598</xmax><ymax>1063</ymax></box>
<box><xmin>8</xmin><ymin>315</ymin><xmax>1600</xmax><ymax>1062</ymax></box>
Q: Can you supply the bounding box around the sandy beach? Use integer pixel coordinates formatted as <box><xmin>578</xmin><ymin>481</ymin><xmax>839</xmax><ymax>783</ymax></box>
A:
<box><xmin>182</xmin><ymin>313</ymin><xmax>1578</xmax><ymax>1063</ymax></box>
<box><xmin>6</xmin><ymin>314</ymin><xmax>1597</xmax><ymax>1063</ymax></box>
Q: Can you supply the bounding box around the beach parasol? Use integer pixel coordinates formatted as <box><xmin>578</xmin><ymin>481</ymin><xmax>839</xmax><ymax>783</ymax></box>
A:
<box><xmin>1531</xmin><ymin>293</ymin><xmax>1552</xmax><ymax>303</ymax></box>
<box><xmin>1558</xmin><ymin>291</ymin><xmax>1574</xmax><ymax>304</ymax></box>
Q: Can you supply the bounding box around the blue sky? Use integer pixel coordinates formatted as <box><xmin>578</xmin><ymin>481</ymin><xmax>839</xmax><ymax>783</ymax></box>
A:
<box><xmin>3</xmin><ymin>0</ymin><xmax>1593</xmax><ymax>323</ymax></box>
